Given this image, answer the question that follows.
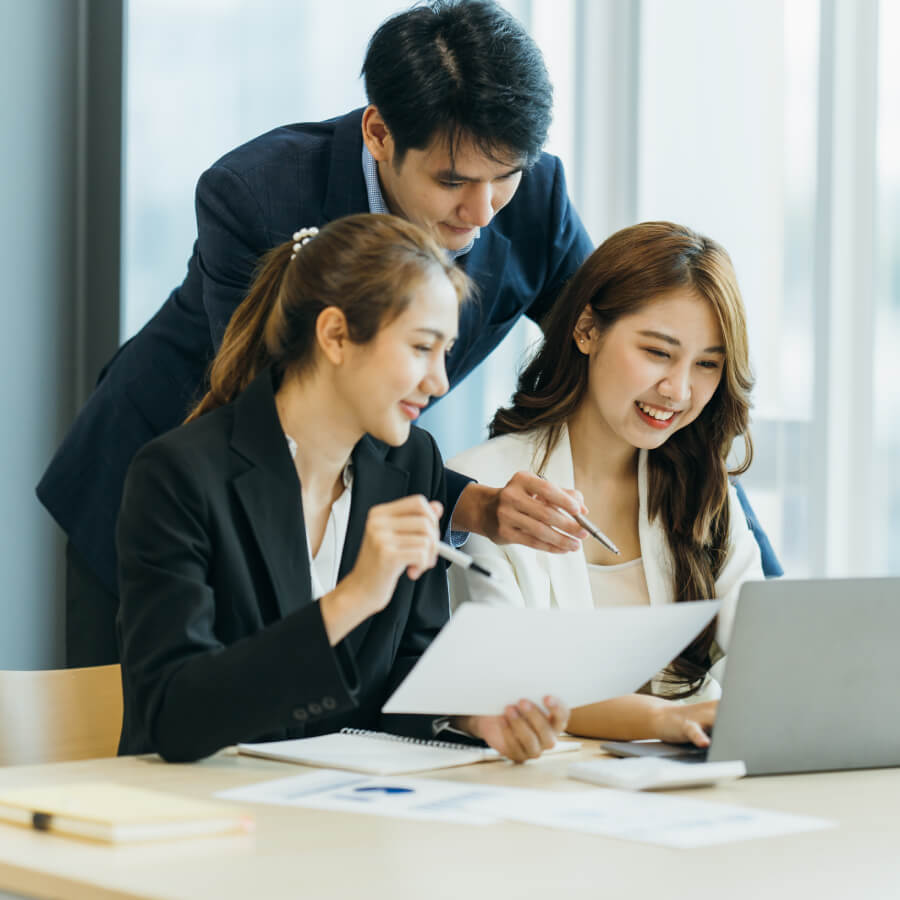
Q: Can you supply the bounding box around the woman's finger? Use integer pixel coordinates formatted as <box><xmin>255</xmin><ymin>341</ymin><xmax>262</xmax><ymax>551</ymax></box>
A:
<box><xmin>504</xmin><ymin>702</ymin><xmax>544</xmax><ymax>760</ymax></box>
<box><xmin>516</xmin><ymin>699</ymin><xmax>557</xmax><ymax>751</ymax></box>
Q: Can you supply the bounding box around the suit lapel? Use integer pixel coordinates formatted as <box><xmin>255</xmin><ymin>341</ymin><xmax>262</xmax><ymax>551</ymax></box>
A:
<box><xmin>447</xmin><ymin>229</ymin><xmax>511</xmax><ymax>382</ymax></box>
<box><xmin>339</xmin><ymin>435</ymin><xmax>410</xmax><ymax>654</ymax></box>
<box><xmin>541</xmin><ymin>426</ymin><xmax>594</xmax><ymax>610</ymax></box>
<box><xmin>461</xmin><ymin>227</ymin><xmax>512</xmax><ymax>319</ymax></box>
<box><xmin>229</xmin><ymin>370</ymin><xmax>312</xmax><ymax>620</ymax></box>
<box><xmin>638</xmin><ymin>450</ymin><xmax>676</xmax><ymax>606</ymax></box>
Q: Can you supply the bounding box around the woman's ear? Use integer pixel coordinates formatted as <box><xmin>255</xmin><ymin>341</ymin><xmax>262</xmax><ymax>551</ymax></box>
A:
<box><xmin>316</xmin><ymin>307</ymin><xmax>350</xmax><ymax>365</ymax></box>
<box><xmin>573</xmin><ymin>305</ymin><xmax>596</xmax><ymax>354</ymax></box>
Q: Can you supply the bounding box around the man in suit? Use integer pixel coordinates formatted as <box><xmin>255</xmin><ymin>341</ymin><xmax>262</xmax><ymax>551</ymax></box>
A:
<box><xmin>38</xmin><ymin>0</ymin><xmax>780</xmax><ymax>668</ymax></box>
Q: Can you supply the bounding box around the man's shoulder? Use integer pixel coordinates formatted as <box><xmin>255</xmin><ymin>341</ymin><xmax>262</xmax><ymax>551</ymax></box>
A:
<box><xmin>490</xmin><ymin>150</ymin><xmax>580</xmax><ymax>247</ymax></box>
<box><xmin>206</xmin><ymin>108</ymin><xmax>363</xmax><ymax>179</ymax></box>
<box><xmin>505</xmin><ymin>152</ymin><xmax>562</xmax><ymax>207</ymax></box>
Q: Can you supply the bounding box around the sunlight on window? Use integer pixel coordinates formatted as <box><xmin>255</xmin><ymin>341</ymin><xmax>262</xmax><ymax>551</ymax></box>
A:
<box><xmin>123</xmin><ymin>0</ymin><xmax>400</xmax><ymax>340</ymax></box>
<box><xmin>637</xmin><ymin>0</ymin><xmax>819</xmax><ymax>575</ymax></box>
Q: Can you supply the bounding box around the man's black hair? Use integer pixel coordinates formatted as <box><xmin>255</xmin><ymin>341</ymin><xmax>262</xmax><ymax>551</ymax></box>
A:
<box><xmin>362</xmin><ymin>0</ymin><xmax>552</xmax><ymax>167</ymax></box>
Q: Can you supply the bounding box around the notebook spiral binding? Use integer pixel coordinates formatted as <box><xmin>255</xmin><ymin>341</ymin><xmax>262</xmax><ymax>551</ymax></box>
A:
<box><xmin>339</xmin><ymin>727</ymin><xmax>480</xmax><ymax>753</ymax></box>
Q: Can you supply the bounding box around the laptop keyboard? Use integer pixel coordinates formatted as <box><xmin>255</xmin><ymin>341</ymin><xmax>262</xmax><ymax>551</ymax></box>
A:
<box><xmin>601</xmin><ymin>739</ymin><xmax>710</xmax><ymax>762</ymax></box>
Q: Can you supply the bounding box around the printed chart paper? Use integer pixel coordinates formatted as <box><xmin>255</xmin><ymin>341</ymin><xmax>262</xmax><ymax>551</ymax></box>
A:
<box><xmin>217</xmin><ymin>770</ymin><xmax>501</xmax><ymax>825</ymax></box>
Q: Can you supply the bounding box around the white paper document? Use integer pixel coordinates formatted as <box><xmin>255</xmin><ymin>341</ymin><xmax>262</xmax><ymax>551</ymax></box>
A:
<box><xmin>383</xmin><ymin>601</ymin><xmax>720</xmax><ymax>715</ymax></box>
<box><xmin>470</xmin><ymin>787</ymin><xmax>835</xmax><ymax>848</ymax></box>
<box><xmin>216</xmin><ymin>770</ymin><xmax>501</xmax><ymax>825</ymax></box>
<box><xmin>217</xmin><ymin>771</ymin><xmax>834</xmax><ymax>846</ymax></box>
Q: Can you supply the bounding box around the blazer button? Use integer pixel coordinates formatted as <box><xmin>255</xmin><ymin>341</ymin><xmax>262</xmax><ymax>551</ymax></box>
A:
<box><xmin>322</xmin><ymin>696</ymin><xmax>336</xmax><ymax>711</ymax></box>
<box><xmin>308</xmin><ymin>702</ymin><xmax>322</xmax><ymax>716</ymax></box>
<box><xmin>292</xmin><ymin>708</ymin><xmax>308</xmax><ymax>722</ymax></box>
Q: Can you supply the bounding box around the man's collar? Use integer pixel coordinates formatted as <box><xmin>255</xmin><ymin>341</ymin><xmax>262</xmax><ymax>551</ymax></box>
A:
<box><xmin>360</xmin><ymin>145</ymin><xmax>476</xmax><ymax>260</ymax></box>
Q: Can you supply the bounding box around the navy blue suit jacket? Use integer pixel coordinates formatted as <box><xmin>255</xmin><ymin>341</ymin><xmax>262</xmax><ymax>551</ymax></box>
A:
<box><xmin>38</xmin><ymin>107</ymin><xmax>780</xmax><ymax>597</ymax></box>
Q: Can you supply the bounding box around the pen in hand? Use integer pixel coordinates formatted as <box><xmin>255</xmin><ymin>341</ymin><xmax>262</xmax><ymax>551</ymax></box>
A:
<box><xmin>537</xmin><ymin>474</ymin><xmax>620</xmax><ymax>555</ymax></box>
<box><xmin>571</xmin><ymin>511</ymin><xmax>620</xmax><ymax>556</ymax></box>
<box><xmin>437</xmin><ymin>541</ymin><xmax>492</xmax><ymax>578</ymax></box>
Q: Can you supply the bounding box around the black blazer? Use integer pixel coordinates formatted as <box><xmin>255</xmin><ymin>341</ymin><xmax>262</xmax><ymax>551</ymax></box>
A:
<box><xmin>39</xmin><ymin>108</ymin><xmax>593</xmax><ymax>596</ymax></box>
<box><xmin>116</xmin><ymin>369</ymin><xmax>450</xmax><ymax>762</ymax></box>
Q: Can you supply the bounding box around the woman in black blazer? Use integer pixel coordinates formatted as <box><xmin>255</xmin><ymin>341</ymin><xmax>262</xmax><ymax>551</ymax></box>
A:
<box><xmin>116</xmin><ymin>214</ymin><xmax>568</xmax><ymax>762</ymax></box>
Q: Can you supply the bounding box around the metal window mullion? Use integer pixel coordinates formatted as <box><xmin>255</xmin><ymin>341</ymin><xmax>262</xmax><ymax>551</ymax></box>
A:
<box><xmin>845</xmin><ymin>0</ymin><xmax>878</xmax><ymax>574</ymax></box>
<box><xmin>811</xmin><ymin>0</ymin><xmax>879</xmax><ymax>576</ymax></box>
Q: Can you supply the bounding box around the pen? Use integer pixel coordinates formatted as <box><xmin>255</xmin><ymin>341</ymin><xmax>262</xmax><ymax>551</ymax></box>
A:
<box><xmin>437</xmin><ymin>541</ymin><xmax>492</xmax><ymax>578</ymax></box>
<box><xmin>537</xmin><ymin>474</ymin><xmax>621</xmax><ymax>555</ymax></box>
<box><xmin>572</xmin><ymin>512</ymin><xmax>620</xmax><ymax>556</ymax></box>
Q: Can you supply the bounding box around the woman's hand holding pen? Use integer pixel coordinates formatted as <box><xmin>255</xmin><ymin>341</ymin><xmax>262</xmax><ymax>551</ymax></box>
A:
<box><xmin>453</xmin><ymin>696</ymin><xmax>571</xmax><ymax>763</ymax></box>
<box><xmin>452</xmin><ymin>472</ymin><xmax>588</xmax><ymax>553</ymax></box>
<box><xmin>320</xmin><ymin>496</ymin><xmax>442</xmax><ymax>646</ymax></box>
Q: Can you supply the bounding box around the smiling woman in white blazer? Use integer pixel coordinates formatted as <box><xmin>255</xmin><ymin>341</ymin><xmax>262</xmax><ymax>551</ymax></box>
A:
<box><xmin>449</xmin><ymin>222</ymin><xmax>765</xmax><ymax>748</ymax></box>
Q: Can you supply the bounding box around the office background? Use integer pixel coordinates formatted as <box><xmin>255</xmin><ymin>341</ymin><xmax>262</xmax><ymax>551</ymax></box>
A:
<box><xmin>2</xmin><ymin>0</ymin><xmax>897</xmax><ymax>670</ymax></box>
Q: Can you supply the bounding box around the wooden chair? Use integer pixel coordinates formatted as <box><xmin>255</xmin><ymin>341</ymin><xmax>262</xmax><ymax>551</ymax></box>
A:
<box><xmin>0</xmin><ymin>664</ymin><xmax>123</xmax><ymax>766</ymax></box>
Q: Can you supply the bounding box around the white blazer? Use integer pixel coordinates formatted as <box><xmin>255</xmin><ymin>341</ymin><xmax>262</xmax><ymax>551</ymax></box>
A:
<box><xmin>448</xmin><ymin>426</ymin><xmax>764</xmax><ymax>660</ymax></box>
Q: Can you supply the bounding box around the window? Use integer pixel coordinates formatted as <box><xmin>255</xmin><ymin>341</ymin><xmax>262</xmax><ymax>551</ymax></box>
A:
<box><xmin>123</xmin><ymin>0</ymin><xmax>401</xmax><ymax>339</ymax></box>
<box><xmin>635</xmin><ymin>0</ymin><xmax>820</xmax><ymax>575</ymax></box>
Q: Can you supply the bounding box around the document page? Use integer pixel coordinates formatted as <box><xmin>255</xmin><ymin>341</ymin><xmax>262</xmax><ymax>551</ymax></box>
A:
<box><xmin>217</xmin><ymin>770</ymin><xmax>501</xmax><ymax>825</ymax></box>
<box><xmin>217</xmin><ymin>772</ymin><xmax>834</xmax><ymax>846</ymax></box>
<box><xmin>469</xmin><ymin>787</ymin><xmax>835</xmax><ymax>848</ymax></box>
<box><xmin>383</xmin><ymin>601</ymin><xmax>720</xmax><ymax>716</ymax></box>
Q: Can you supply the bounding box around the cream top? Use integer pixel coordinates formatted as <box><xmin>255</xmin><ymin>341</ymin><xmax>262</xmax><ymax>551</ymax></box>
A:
<box><xmin>585</xmin><ymin>557</ymin><xmax>651</xmax><ymax>608</ymax></box>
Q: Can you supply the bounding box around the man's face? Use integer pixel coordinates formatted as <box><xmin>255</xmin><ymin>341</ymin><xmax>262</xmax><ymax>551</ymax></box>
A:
<box><xmin>366</xmin><ymin>115</ymin><xmax>525</xmax><ymax>251</ymax></box>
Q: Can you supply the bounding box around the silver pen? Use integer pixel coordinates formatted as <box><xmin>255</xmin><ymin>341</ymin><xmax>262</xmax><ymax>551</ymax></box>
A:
<box><xmin>437</xmin><ymin>541</ymin><xmax>493</xmax><ymax>577</ymax></box>
<box><xmin>572</xmin><ymin>511</ymin><xmax>621</xmax><ymax>556</ymax></box>
<box><xmin>538</xmin><ymin>474</ymin><xmax>621</xmax><ymax>555</ymax></box>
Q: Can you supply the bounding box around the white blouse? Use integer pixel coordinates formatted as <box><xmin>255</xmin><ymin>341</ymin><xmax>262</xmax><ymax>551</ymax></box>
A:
<box><xmin>285</xmin><ymin>434</ymin><xmax>353</xmax><ymax>599</ymax></box>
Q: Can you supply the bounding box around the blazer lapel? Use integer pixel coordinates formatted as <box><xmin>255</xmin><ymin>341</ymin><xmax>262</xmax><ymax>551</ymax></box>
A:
<box><xmin>461</xmin><ymin>227</ymin><xmax>512</xmax><ymax>319</ymax></box>
<box><xmin>638</xmin><ymin>450</ymin><xmax>676</xmax><ymax>606</ymax></box>
<box><xmin>229</xmin><ymin>370</ymin><xmax>313</xmax><ymax>620</ymax></box>
<box><xmin>339</xmin><ymin>435</ymin><xmax>410</xmax><ymax>654</ymax></box>
<box><xmin>447</xmin><ymin>229</ymin><xmax>511</xmax><ymax>381</ymax></box>
<box><xmin>540</xmin><ymin>426</ymin><xmax>594</xmax><ymax>611</ymax></box>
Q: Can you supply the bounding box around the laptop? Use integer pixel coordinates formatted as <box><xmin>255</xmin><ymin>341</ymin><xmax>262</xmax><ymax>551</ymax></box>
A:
<box><xmin>601</xmin><ymin>577</ymin><xmax>900</xmax><ymax>775</ymax></box>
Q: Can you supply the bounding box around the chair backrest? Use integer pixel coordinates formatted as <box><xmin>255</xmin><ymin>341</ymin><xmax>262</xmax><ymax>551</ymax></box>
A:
<box><xmin>0</xmin><ymin>665</ymin><xmax>123</xmax><ymax>766</ymax></box>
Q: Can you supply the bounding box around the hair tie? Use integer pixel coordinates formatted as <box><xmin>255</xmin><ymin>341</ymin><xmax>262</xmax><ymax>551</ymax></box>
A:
<box><xmin>290</xmin><ymin>227</ymin><xmax>319</xmax><ymax>260</ymax></box>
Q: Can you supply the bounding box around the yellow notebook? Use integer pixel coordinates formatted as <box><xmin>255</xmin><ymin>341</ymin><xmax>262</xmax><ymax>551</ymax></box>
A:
<box><xmin>0</xmin><ymin>782</ymin><xmax>254</xmax><ymax>844</ymax></box>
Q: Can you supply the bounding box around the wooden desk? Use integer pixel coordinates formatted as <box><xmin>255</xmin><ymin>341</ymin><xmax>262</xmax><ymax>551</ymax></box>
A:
<box><xmin>0</xmin><ymin>742</ymin><xmax>897</xmax><ymax>900</ymax></box>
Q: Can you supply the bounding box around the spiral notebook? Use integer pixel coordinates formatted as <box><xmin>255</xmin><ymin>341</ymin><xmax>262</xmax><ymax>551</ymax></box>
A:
<box><xmin>238</xmin><ymin>728</ymin><xmax>581</xmax><ymax>775</ymax></box>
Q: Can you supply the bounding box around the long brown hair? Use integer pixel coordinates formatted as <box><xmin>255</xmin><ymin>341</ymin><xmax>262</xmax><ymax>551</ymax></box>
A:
<box><xmin>492</xmin><ymin>222</ymin><xmax>754</xmax><ymax>694</ymax></box>
<box><xmin>187</xmin><ymin>213</ymin><xmax>470</xmax><ymax>421</ymax></box>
